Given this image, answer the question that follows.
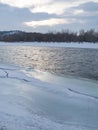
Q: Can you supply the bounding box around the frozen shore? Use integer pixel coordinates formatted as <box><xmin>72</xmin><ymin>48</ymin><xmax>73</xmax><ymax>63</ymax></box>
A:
<box><xmin>0</xmin><ymin>42</ymin><xmax>98</xmax><ymax>49</ymax></box>
<box><xmin>0</xmin><ymin>64</ymin><xmax>98</xmax><ymax>130</ymax></box>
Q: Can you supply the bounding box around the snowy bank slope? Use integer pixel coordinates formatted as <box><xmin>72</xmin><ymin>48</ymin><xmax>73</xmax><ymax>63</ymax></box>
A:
<box><xmin>0</xmin><ymin>64</ymin><xmax>98</xmax><ymax>130</ymax></box>
<box><xmin>0</xmin><ymin>42</ymin><xmax>98</xmax><ymax>49</ymax></box>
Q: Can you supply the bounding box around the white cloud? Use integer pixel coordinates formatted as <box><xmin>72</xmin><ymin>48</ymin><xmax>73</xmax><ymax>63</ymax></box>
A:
<box><xmin>1</xmin><ymin>0</ymin><xmax>98</xmax><ymax>15</ymax></box>
<box><xmin>0</xmin><ymin>0</ymin><xmax>98</xmax><ymax>31</ymax></box>
<box><xmin>30</xmin><ymin>2</ymin><xmax>68</xmax><ymax>15</ymax></box>
<box><xmin>0</xmin><ymin>0</ymin><xmax>71</xmax><ymax>15</ymax></box>
<box><xmin>0</xmin><ymin>0</ymin><xmax>53</xmax><ymax>8</ymax></box>
<box><xmin>24</xmin><ymin>18</ymin><xmax>75</xmax><ymax>28</ymax></box>
<box><xmin>74</xmin><ymin>9</ymin><xmax>84</xmax><ymax>15</ymax></box>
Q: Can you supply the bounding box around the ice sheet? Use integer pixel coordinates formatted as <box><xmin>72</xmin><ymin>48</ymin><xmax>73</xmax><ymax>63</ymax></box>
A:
<box><xmin>0</xmin><ymin>42</ymin><xmax>98</xmax><ymax>49</ymax></box>
<box><xmin>0</xmin><ymin>64</ymin><xmax>98</xmax><ymax>130</ymax></box>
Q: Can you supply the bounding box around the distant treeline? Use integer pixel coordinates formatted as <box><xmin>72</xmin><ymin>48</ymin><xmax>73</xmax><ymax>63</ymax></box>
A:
<box><xmin>0</xmin><ymin>29</ymin><xmax>98</xmax><ymax>42</ymax></box>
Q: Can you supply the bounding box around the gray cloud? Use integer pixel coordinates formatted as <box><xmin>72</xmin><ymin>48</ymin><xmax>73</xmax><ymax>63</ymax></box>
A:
<box><xmin>57</xmin><ymin>1</ymin><xmax>98</xmax><ymax>31</ymax></box>
<box><xmin>77</xmin><ymin>1</ymin><xmax>98</xmax><ymax>12</ymax></box>
<box><xmin>0</xmin><ymin>3</ymin><xmax>58</xmax><ymax>31</ymax></box>
<box><xmin>0</xmin><ymin>1</ymin><xmax>98</xmax><ymax>32</ymax></box>
<box><xmin>0</xmin><ymin>4</ymin><xmax>32</xmax><ymax>30</ymax></box>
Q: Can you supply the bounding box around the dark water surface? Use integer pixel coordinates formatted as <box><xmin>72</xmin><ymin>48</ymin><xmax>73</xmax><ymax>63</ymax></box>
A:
<box><xmin>0</xmin><ymin>46</ymin><xmax>98</xmax><ymax>80</ymax></box>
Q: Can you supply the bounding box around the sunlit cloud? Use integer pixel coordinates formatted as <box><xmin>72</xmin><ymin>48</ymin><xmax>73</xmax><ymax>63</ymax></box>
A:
<box><xmin>74</xmin><ymin>9</ymin><xmax>84</xmax><ymax>15</ymax></box>
<box><xmin>0</xmin><ymin>0</ymin><xmax>72</xmax><ymax>15</ymax></box>
<box><xmin>0</xmin><ymin>0</ymin><xmax>98</xmax><ymax>32</ymax></box>
<box><xmin>24</xmin><ymin>18</ymin><xmax>75</xmax><ymax>28</ymax></box>
<box><xmin>30</xmin><ymin>2</ymin><xmax>68</xmax><ymax>15</ymax></box>
<box><xmin>0</xmin><ymin>0</ymin><xmax>53</xmax><ymax>8</ymax></box>
<box><xmin>1</xmin><ymin>0</ymin><xmax>98</xmax><ymax>15</ymax></box>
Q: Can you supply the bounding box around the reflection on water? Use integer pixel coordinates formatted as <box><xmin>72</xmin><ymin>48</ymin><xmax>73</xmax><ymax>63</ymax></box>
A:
<box><xmin>0</xmin><ymin>46</ymin><xmax>98</xmax><ymax>80</ymax></box>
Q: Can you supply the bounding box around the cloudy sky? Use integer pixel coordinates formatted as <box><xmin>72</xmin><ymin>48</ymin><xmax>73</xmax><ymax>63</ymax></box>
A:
<box><xmin>0</xmin><ymin>0</ymin><xmax>98</xmax><ymax>32</ymax></box>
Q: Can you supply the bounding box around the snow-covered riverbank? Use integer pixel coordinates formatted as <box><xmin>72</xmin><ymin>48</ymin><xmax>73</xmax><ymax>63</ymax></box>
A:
<box><xmin>0</xmin><ymin>42</ymin><xmax>98</xmax><ymax>49</ymax></box>
<box><xmin>0</xmin><ymin>64</ymin><xmax>98</xmax><ymax>130</ymax></box>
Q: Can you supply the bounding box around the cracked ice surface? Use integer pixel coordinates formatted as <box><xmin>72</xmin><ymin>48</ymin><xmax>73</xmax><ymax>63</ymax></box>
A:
<box><xmin>0</xmin><ymin>64</ymin><xmax>98</xmax><ymax>130</ymax></box>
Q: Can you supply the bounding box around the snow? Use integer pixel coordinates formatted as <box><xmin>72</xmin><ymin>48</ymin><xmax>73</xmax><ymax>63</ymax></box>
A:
<box><xmin>0</xmin><ymin>42</ymin><xmax>98</xmax><ymax>49</ymax></box>
<box><xmin>0</xmin><ymin>64</ymin><xmax>98</xmax><ymax>130</ymax></box>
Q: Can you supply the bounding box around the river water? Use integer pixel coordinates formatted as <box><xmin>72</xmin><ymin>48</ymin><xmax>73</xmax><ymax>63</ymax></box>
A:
<box><xmin>0</xmin><ymin>46</ymin><xmax>98</xmax><ymax>80</ymax></box>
